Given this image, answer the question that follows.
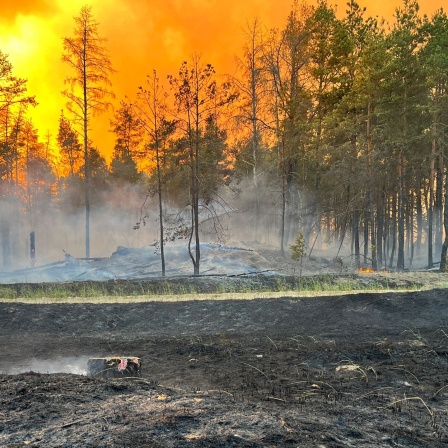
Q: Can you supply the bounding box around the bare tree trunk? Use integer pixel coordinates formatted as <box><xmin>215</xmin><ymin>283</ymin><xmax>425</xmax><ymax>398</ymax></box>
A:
<box><xmin>82</xmin><ymin>24</ymin><xmax>90</xmax><ymax>260</ymax></box>
<box><xmin>326</xmin><ymin>213</ymin><xmax>332</xmax><ymax>247</ymax></box>
<box><xmin>397</xmin><ymin>156</ymin><xmax>405</xmax><ymax>271</ymax></box>
<box><xmin>408</xmin><ymin>190</ymin><xmax>414</xmax><ymax>266</ymax></box>
<box><xmin>435</xmin><ymin>143</ymin><xmax>444</xmax><ymax>259</ymax></box>
<box><xmin>353</xmin><ymin>209</ymin><xmax>360</xmax><ymax>269</ymax></box>
<box><xmin>440</xmin><ymin>164</ymin><xmax>448</xmax><ymax>271</ymax></box>
<box><xmin>377</xmin><ymin>189</ymin><xmax>384</xmax><ymax>269</ymax></box>
<box><xmin>428</xmin><ymin>131</ymin><xmax>436</xmax><ymax>268</ymax></box>
<box><xmin>384</xmin><ymin>193</ymin><xmax>390</xmax><ymax>270</ymax></box>
<box><xmin>187</xmin><ymin>132</ymin><xmax>200</xmax><ymax>276</ymax></box>
<box><xmin>284</xmin><ymin>163</ymin><xmax>295</xmax><ymax>247</ymax></box>
<box><xmin>280</xmin><ymin>152</ymin><xmax>286</xmax><ymax>256</ymax></box>
<box><xmin>337</xmin><ymin>185</ymin><xmax>350</xmax><ymax>259</ymax></box>
<box><xmin>250</xmin><ymin>62</ymin><xmax>260</xmax><ymax>242</ymax></box>
<box><xmin>416</xmin><ymin>182</ymin><xmax>423</xmax><ymax>255</ymax></box>
<box><xmin>156</xmin><ymin>143</ymin><xmax>165</xmax><ymax>277</ymax></box>
<box><xmin>389</xmin><ymin>193</ymin><xmax>397</xmax><ymax>269</ymax></box>
<box><xmin>62</xmin><ymin>7</ymin><xmax>115</xmax><ymax>258</ymax></box>
<box><xmin>193</xmin><ymin>110</ymin><xmax>201</xmax><ymax>276</ymax></box>
<box><xmin>363</xmin><ymin>207</ymin><xmax>369</xmax><ymax>265</ymax></box>
<box><xmin>366</xmin><ymin>102</ymin><xmax>377</xmax><ymax>271</ymax></box>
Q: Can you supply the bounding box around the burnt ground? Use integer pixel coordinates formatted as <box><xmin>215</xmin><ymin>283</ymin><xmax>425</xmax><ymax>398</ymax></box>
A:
<box><xmin>1</xmin><ymin>279</ymin><xmax>448</xmax><ymax>447</ymax></box>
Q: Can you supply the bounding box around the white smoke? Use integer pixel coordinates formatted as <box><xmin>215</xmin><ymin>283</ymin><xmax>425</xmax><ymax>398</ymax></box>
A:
<box><xmin>0</xmin><ymin>356</ymin><xmax>91</xmax><ymax>375</ymax></box>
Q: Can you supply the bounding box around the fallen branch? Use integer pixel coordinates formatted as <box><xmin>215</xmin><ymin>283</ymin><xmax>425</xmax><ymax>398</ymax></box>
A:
<box><xmin>61</xmin><ymin>419</ymin><xmax>86</xmax><ymax>429</ymax></box>
<box><xmin>228</xmin><ymin>270</ymin><xmax>276</xmax><ymax>277</ymax></box>
<box><xmin>268</xmin><ymin>396</ymin><xmax>286</xmax><ymax>402</ymax></box>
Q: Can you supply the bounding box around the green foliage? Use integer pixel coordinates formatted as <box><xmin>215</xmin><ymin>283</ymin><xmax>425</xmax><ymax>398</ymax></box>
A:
<box><xmin>290</xmin><ymin>231</ymin><xmax>306</xmax><ymax>261</ymax></box>
<box><xmin>57</xmin><ymin>111</ymin><xmax>82</xmax><ymax>176</ymax></box>
<box><xmin>110</xmin><ymin>152</ymin><xmax>140</xmax><ymax>184</ymax></box>
<box><xmin>86</xmin><ymin>147</ymin><xmax>110</xmax><ymax>190</ymax></box>
<box><xmin>110</xmin><ymin>101</ymin><xmax>144</xmax><ymax>160</ymax></box>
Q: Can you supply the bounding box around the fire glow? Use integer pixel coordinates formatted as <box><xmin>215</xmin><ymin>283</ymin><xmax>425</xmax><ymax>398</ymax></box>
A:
<box><xmin>359</xmin><ymin>268</ymin><xmax>389</xmax><ymax>273</ymax></box>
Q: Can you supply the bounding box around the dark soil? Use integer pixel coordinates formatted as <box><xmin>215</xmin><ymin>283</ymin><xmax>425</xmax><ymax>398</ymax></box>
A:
<box><xmin>1</xmin><ymin>284</ymin><xmax>448</xmax><ymax>447</ymax></box>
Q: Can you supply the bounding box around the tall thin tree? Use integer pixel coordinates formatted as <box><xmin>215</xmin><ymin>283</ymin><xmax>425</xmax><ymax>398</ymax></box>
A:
<box><xmin>168</xmin><ymin>56</ymin><xmax>236</xmax><ymax>275</ymax></box>
<box><xmin>136</xmin><ymin>70</ymin><xmax>174</xmax><ymax>277</ymax></box>
<box><xmin>233</xmin><ymin>19</ymin><xmax>270</xmax><ymax>242</ymax></box>
<box><xmin>62</xmin><ymin>5</ymin><xmax>114</xmax><ymax>258</ymax></box>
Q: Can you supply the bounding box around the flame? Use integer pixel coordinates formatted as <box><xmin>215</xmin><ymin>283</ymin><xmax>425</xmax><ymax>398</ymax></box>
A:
<box><xmin>359</xmin><ymin>268</ymin><xmax>389</xmax><ymax>273</ymax></box>
<box><xmin>117</xmin><ymin>358</ymin><xmax>128</xmax><ymax>372</ymax></box>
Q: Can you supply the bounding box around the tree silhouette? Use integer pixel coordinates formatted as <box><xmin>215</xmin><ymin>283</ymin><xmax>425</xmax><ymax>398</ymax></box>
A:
<box><xmin>168</xmin><ymin>56</ymin><xmax>237</xmax><ymax>275</ymax></box>
<box><xmin>62</xmin><ymin>5</ymin><xmax>115</xmax><ymax>258</ymax></box>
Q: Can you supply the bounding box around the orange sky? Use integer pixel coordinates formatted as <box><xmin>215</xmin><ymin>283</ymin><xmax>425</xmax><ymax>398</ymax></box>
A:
<box><xmin>0</xmin><ymin>0</ymin><xmax>447</xmax><ymax>162</ymax></box>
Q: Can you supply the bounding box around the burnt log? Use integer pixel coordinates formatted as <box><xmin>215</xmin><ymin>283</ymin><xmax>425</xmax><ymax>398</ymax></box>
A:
<box><xmin>87</xmin><ymin>357</ymin><xmax>141</xmax><ymax>378</ymax></box>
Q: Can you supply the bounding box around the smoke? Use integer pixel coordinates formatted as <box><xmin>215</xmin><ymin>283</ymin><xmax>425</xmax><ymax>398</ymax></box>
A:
<box><xmin>0</xmin><ymin>0</ymin><xmax>59</xmax><ymax>23</ymax></box>
<box><xmin>0</xmin><ymin>170</ymin><xmax>332</xmax><ymax>273</ymax></box>
<box><xmin>0</xmin><ymin>181</ymin><xmax>159</xmax><ymax>270</ymax></box>
<box><xmin>0</xmin><ymin>356</ymin><xmax>90</xmax><ymax>375</ymax></box>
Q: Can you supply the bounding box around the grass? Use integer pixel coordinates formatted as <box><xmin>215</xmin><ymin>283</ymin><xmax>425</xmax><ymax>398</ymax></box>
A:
<box><xmin>0</xmin><ymin>272</ymin><xmax>428</xmax><ymax>304</ymax></box>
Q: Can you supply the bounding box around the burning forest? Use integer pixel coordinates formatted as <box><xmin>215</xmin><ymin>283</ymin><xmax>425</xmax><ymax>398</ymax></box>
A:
<box><xmin>1</xmin><ymin>1</ymin><xmax>448</xmax><ymax>278</ymax></box>
<box><xmin>3</xmin><ymin>3</ymin><xmax>448</xmax><ymax>447</ymax></box>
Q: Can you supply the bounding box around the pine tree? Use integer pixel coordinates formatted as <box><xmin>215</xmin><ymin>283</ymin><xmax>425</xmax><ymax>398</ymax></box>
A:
<box><xmin>62</xmin><ymin>5</ymin><xmax>115</xmax><ymax>258</ymax></box>
<box><xmin>57</xmin><ymin>111</ymin><xmax>82</xmax><ymax>177</ymax></box>
<box><xmin>168</xmin><ymin>56</ymin><xmax>236</xmax><ymax>275</ymax></box>
<box><xmin>110</xmin><ymin>101</ymin><xmax>143</xmax><ymax>183</ymax></box>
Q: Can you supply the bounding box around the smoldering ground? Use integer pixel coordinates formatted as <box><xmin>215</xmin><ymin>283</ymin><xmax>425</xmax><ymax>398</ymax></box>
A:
<box><xmin>0</xmin><ymin>356</ymin><xmax>90</xmax><ymax>376</ymax></box>
<box><xmin>0</xmin><ymin>183</ymin><xmax>156</xmax><ymax>270</ymax></box>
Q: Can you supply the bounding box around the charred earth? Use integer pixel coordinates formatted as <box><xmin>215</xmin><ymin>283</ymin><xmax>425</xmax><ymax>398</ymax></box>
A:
<box><xmin>1</xmin><ymin>245</ymin><xmax>448</xmax><ymax>447</ymax></box>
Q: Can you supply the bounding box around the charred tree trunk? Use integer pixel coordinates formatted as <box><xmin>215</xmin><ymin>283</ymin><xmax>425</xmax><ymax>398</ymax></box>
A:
<box><xmin>416</xmin><ymin>183</ymin><xmax>423</xmax><ymax>256</ymax></box>
<box><xmin>389</xmin><ymin>193</ymin><xmax>397</xmax><ymax>269</ymax></box>
<box><xmin>353</xmin><ymin>209</ymin><xmax>360</xmax><ymax>269</ymax></box>
<box><xmin>428</xmin><ymin>135</ymin><xmax>436</xmax><ymax>268</ymax></box>
<box><xmin>82</xmin><ymin>30</ymin><xmax>90</xmax><ymax>260</ymax></box>
<box><xmin>284</xmin><ymin>161</ymin><xmax>296</xmax><ymax>247</ymax></box>
<box><xmin>377</xmin><ymin>189</ymin><xmax>384</xmax><ymax>269</ymax></box>
<box><xmin>440</xmin><ymin>111</ymin><xmax>448</xmax><ymax>269</ymax></box>
<box><xmin>384</xmin><ymin>193</ymin><xmax>390</xmax><ymax>271</ymax></box>
<box><xmin>366</xmin><ymin>103</ymin><xmax>377</xmax><ymax>271</ymax></box>
<box><xmin>435</xmin><ymin>148</ymin><xmax>444</xmax><ymax>257</ymax></box>
<box><xmin>370</xmin><ymin>196</ymin><xmax>377</xmax><ymax>271</ymax></box>
<box><xmin>155</xmin><ymin>142</ymin><xmax>165</xmax><ymax>277</ymax></box>
<box><xmin>397</xmin><ymin>157</ymin><xmax>406</xmax><ymax>271</ymax></box>
<box><xmin>193</xmin><ymin>130</ymin><xmax>201</xmax><ymax>276</ymax></box>
<box><xmin>408</xmin><ymin>190</ymin><xmax>414</xmax><ymax>267</ymax></box>
<box><xmin>363</xmin><ymin>206</ymin><xmax>369</xmax><ymax>265</ymax></box>
<box><xmin>280</xmin><ymin>149</ymin><xmax>287</xmax><ymax>256</ymax></box>
<box><xmin>441</xmin><ymin>166</ymin><xmax>448</xmax><ymax>272</ymax></box>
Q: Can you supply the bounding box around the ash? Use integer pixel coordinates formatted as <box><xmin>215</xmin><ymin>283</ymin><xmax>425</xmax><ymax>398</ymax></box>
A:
<box><xmin>0</xmin><ymin>243</ymin><xmax>285</xmax><ymax>283</ymax></box>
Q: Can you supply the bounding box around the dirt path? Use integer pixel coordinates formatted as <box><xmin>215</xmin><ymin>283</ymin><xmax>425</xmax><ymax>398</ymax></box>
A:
<box><xmin>1</xmin><ymin>288</ymin><xmax>448</xmax><ymax>447</ymax></box>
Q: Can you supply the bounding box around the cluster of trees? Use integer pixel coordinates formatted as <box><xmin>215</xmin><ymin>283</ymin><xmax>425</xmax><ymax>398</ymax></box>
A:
<box><xmin>1</xmin><ymin>0</ymin><xmax>448</xmax><ymax>274</ymax></box>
